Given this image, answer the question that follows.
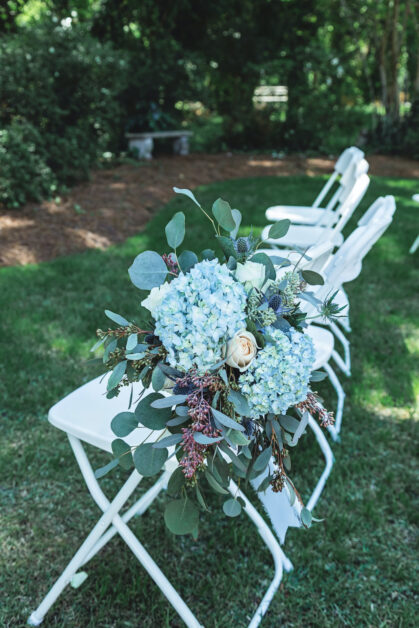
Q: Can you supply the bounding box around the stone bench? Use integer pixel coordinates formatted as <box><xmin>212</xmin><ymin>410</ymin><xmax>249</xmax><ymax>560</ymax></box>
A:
<box><xmin>126</xmin><ymin>130</ymin><xmax>193</xmax><ymax>160</ymax></box>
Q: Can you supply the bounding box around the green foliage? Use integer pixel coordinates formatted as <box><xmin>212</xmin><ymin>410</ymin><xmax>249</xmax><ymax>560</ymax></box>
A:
<box><xmin>0</xmin><ymin>22</ymin><xmax>126</xmax><ymax>207</ymax></box>
<box><xmin>128</xmin><ymin>251</ymin><xmax>168</xmax><ymax>290</ymax></box>
<box><xmin>133</xmin><ymin>443</ymin><xmax>168</xmax><ymax>477</ymax></box>
<box><xmin>0</xmin><ymin>119</ymin><xmax>57</xmax><ymax>208</ymax></box>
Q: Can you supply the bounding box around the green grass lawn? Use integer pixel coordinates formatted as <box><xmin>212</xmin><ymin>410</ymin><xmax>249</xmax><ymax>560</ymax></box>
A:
<box><xmin>1</xmin><ymin>174</ymin><xmax>418</xmax><ymax>627</ymax></box>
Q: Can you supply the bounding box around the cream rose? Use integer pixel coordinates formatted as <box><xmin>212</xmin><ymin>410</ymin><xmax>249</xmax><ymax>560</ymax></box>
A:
<box><xmin>141</xmin><ymin>282</ymin><xmax>171</xmax><ymax>316</ymax></box>
<box><xmin>226</xmin><ymin>330</ymin><xmax>258</xmax><ymax>372</ymax></box>
<box><xmin>235</xmin><ymin>260</ymin><xmax>266</xmax><ymax>291</ymax></box>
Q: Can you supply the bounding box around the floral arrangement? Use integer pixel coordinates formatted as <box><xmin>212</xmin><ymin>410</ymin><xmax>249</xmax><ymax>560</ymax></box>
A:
<box><xmin>94</xmin><ymin>187</ymin><xmax>337</xmax><ymax>536</ymax></box>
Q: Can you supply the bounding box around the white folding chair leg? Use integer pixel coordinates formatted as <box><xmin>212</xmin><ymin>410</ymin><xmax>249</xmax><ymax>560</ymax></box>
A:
<box><xmin>227</xmin><ymin>480</ymin><xmax>293</xmax><ymax>628</ymax></box>
<box><xmin>28</xmin><ymin>436</ymin><xmax>203</xmax><ymax>628</ymax></box>
<box><xmin>28</xmin><ymin>462</ymin><xmax>143</xmax><ymax>626</ymax></box>
<box><xmin>306</xmin><ymin>415</ymin><xmax>334</xmax><ymax>511</ymax></box>
<box><xmin>323</xmin><ymin>363</ymin><xmax>345</xmax><ymax>441</ymax></box>
<box><xmin>81</xmin><ymin>469</ymin><xmax>173</xmax><ymax>567</ymax></box>
<box><xmin>328</xmin><ymin>321</ymin><xmax>351</xmax><ymax>376</ymax></box>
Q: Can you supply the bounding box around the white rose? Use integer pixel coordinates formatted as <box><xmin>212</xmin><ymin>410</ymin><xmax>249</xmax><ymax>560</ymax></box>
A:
<box><xmin>226</xmin><ymin>330</ymin><xmax>258</xmax><ymax>372</ymax></box>
<box><xmin>235</xmin><ymin>260</ymin><xmax>266</xmax><ymax>291</ymax></box>
<box><xmin>141</xmin><ymin>282</ymin><xmax>171</xmax><ymax>316</ymax></box>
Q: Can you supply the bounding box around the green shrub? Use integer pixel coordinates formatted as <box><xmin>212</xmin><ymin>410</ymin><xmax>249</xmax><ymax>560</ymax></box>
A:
<box><xmin>0</xmin><ymin>118</ymin><xmax>57</xmax><ymax>208</ymax></box>
<box><xmin>0</xmin><ymin>22</ymin><xmax>127</xmax><ymax>207</ymax></box>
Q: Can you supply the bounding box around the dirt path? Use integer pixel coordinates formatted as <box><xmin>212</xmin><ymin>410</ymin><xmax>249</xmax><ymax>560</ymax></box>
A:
<box><xmin>1</xmin><ymin>153</ymin><xmax>418</xmax><ymax>267</ymax></box>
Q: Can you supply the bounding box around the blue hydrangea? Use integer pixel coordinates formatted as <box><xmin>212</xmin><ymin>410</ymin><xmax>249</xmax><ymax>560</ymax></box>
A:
<box><xmin>154</xmin><ymin>259</ymin><xmax>247</xmax><ymax>373</ymax></box>
<box><xmin>239</xmin><ymin>327</ymin><xmax>315</xmax><ymax>417</ymax></box>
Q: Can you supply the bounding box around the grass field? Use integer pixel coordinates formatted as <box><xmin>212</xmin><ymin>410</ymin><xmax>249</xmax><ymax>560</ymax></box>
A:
<box><xmin>1</xmin><ymin>174</ymin><xmax>418</xmax><ymax>627</ymax></box>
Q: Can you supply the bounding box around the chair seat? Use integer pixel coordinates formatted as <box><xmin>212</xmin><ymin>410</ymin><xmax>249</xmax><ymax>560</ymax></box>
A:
<box><xmin>266</xmin><ymin>205</ymin><xmax>333</xmax><ymax>226</ymax></box>
<box><xmin>48</xmin><ymin>374</ymin><xmax>158</xmax><ymax>453</ymax></box>
<box><xmin>306</xmin><ymin>325</ymin><xmax>334</xmax><ymax>371</ymax></box>
<box><xmin>261</xmin><ymin>224</ymin><xmax>343</xmax><ymax>249</ymax></box>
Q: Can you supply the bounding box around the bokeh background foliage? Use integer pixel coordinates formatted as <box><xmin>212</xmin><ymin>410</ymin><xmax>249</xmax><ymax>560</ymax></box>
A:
<box><xmin>1</xmin><ymin>0</ymin><xmax>419</xmax><ymax>206</ymax></box>
<box><xmin>0</xmin><ymin>176</ymin><xmax>418</xmax><ymax>626</ymax></box>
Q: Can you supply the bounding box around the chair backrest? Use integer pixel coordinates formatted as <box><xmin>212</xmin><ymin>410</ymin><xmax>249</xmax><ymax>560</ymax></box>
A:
<box><xmin>319</xmin><ymin>196</ymin><xmax>395</xmax><ymax>288</ymax></box>
<box><xmin>318</xmin><ymin>163</ymin><xmax>370</xmax><ymax>236</ymax></box>
<box><xmin>312</xmin><ymin>146</ymin><xmax>364</xmax><ymax>209</ymax></box>
<box><xmin>314</xmin><ymin>156</ymin><xmax>369</xmax><ymax>228</ymax></box>
<box><xmin>299</xmin><ymin>196</ymin><xmax>395</xmax><ymax>319</ymax></box>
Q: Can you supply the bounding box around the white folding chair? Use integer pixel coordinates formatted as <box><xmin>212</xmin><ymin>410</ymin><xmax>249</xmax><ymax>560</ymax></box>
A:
<box><xmin>261</xmin><ymin>160</ymin><xmax>370</xmax><ymax>251</ymax></box>
<box><xmin>28</xmin><ymin>375</ymin><xmax>297</xmax><ymax>628</ymax></box>
<box><xmin>265</xmin><ymin>147</ymin><xmax>366</xmax><ymax>227</ymax></box>
<box><xmin>308</xmin><ymin>196</ymin><xmax>396</xmax><ymax>435</ymax></box>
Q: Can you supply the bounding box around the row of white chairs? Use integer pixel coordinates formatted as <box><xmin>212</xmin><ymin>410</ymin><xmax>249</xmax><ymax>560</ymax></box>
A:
<box><xmin>28</xmin><ymin>149</ymin><xmax>395</xmax><ymax>627</ymax></box>
<box><xmin>260</xmin><ymin>146</ymin><xmax>396</xmax><ymax>535</ymax></box>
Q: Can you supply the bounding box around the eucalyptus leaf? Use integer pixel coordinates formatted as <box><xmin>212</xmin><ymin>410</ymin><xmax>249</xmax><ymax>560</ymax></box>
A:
<box><xmin>205</xmin><ymin>470</ymin><xmax>229</xmax><ymax>494</ymax></box>
<box><xmin>126</xmin><ymin>352</ymin><xmax>147</xmax><ymax>360</ymax></box>
<box><xmin>125</xmin><ymin>334</ymin><xmax>137</xmax><ymax>351</ymax></box>
<box><xmin>227</xmin><ymin>390</ymin><xmax>251</xmax><ymax>417</ymax></box>
<box><xmin>133</xmin><ymin>443</ymin><xmax>168</xmax><ymax>477</ymax></box>
<box><xmin>178</xmin><ymin>250</ymin><xmax>198</xmax><ymax>272</ymax></box>
<box><xmin>91</xmin><ymin>336</ymin><xmax>105</xmax><ymax>352</ymax></box>
<box><xmin>212</xmin><ymin>408</ymin><xmax>245</xmax><ymax>431</ymax></box>
<box><xmin>249</xmin><ymin>252</ymin><xmax>276</xmax><ymax>281</ymax></box>
<box><xmin>165</xmin><ymin>211</ymin><xmax>185</xmax><ymax>249</ymax></box>
<box><xmin>195</xmin><ymin>484</ymin><xmax>208</xmax><ymax>511</ymax></box>
<box><xmin>135</xmin><ymin>393</ymin><xmax>172</xmax><ymax>429</ymax></box>
<box><xmin>128</xmin><ymin>251</ymin><xmax>168</xmax><ymax>290</ymax></box>
<box><xmin>103</xmin><ymin>338</ymin><xmax>117</xmax><ymax>363</ymax></box>
<box><xmin>201</xmin><ymin>248</ymin><xmax>216</xmax><ymax>260</ymax></box>
<box><xmin>279</xmin><ymin>414</ymin><xmax>300</xmax><ymax>433</ymax></box>
<box><xmin>253</xmin><ymin>446</ymin><xmax>272</xmax><ymax>473</ymax></box>
<box><xmin>193</xmin><ymin>432</ymin><xmax>223</xmax><ymax>445</ymax></box>
<box><xmin>301</xmin><ymin>506</ymin><xmax>312</xmax><ymax>528</ymax></box>
<box><xmin>270</xmin><ymin>418</ymin><xmax>283</xmax><ymax>450</ymax></box>
<box><xmin>300</xmin><ymin>291</ymin><xmax>323</xmax><ymax>307</ymax></box>
<box><xmin>219</xmin><ymin>369</ymin><xmax>228</xmax><ymax>386</ymax></box>
<box><xmin>164</xmin><ymin>498</ymin><xmax>199</xmax><ymax>535</ymax></box>
<box><xmin>167</xmin><ymin>415</ymin><xmax>189</xmax><ymax>427</ymax></box>
<box><xmin>227</xmin><ymin>430</ymin><xmax>251</xmax><ymax>446</ymax></box>
<box><xmin>301</xmin><ymin>269</ymin><xmax>325</xmax><ymax>286</ymax></box>
<box><xmin>167</xmin><ymin>467</ymin><xmax>185</xmax><ymax>496</ymax></box>
<box><xmin>151</xmin><ymin>364</ymin><xmax>166</xmax><ymax>391</ymax></box>
<box><xmin>216</xmin><ymin>235</ymin><xmax>238</xmax><ymax>260</ymax></box>
<box><xmin>218</xmin><ymin>441</ymin><xmax>247</xmax><ymax>472</ymax></box>
<box><xmin>285</xmin><ymin>478</ymin><xmax>296</xmax><ymax>506</ymax></box>
<box><xmin>268</xmin><ymin>219</ymin><xmax>291</xmax><ymax>240</ymax></box>
<box><xmin>230</xmin><ymin>209</ymin><xmax>242</xmax><ymax>239</ymax></box>
<box><xmin>152</xmin><ymin>433</ymin><xmax>183</xmax><ymax>448</ymax></box>
<box><xmin>107</xmin><ymin>360</ymin><xmax>127</xmax><ymax>391</ymax></box>
<box><xmin>310</xmin><ymin>370</ymin><xmax>327</xmax><ymax>382</ymax></box>
<box><xmin>173</xmin><ymin>186</ymin><xmax>201</xmax><ymax>208</ymax></box>
<box><xmin>268</xmin><ymin>255</ymin><xmax>292</xmax><ymax>267</ymax></box>
<box><xmin>256</xmin><ymin>474</ymin><xmax>272</xmax><ymax>492</ymax></box>
<box><xmin>112</xmin><ymin>438</ymin><xmax>133</xmax><ymax>470</ymax></box>
<box><xmin>111</xmin><ymin>411</ymin><xmax>138</xmax><ymax>437</ymax></box>
<box><xmin>212</xmin><ymin>198</ymin><xmax>236</xmax><ymax>232</ymax></box>
<box><xmin>290</xmin><ymin>411</ymin><xmax>309</xmax><ymax>445</ymax></box>
<box><xmin>94</xmin><ymin>458</ymin><xmax>119</xmax><ymax>479</ymax></box>
<box><xmin>151</xmin><ymin>394</ymin><xmax>188</xmax><ymax>409</ymax></box>
<box><xmin>104</xmin><ymin>310</ymin><xmax>130</xmax><ymax>326</ymax></box>
<box><xmin>157</xmin><ymin>363</ymin><xmax>184</xmax><ymax>379</ymax></box>
<box><xmin>227</xmin><ymin>256</ymin><xmax>237</xmax><ymax>271</ymax></box>
<box><xmin>223</xmin><ymin>498</ymin><xmax>242</xmax><ymax>517</ymax></box>
<box><xmin>175</xmin><ymin>405</ymin><xmax>189</xmax><ymax>417</ymax></box>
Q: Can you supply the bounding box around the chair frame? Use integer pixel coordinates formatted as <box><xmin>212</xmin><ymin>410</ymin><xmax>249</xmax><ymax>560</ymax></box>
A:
<box><xmin>28</xmin><ymin>432</ymin><xmax>293</xmax><ymax>628</ymax></box>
